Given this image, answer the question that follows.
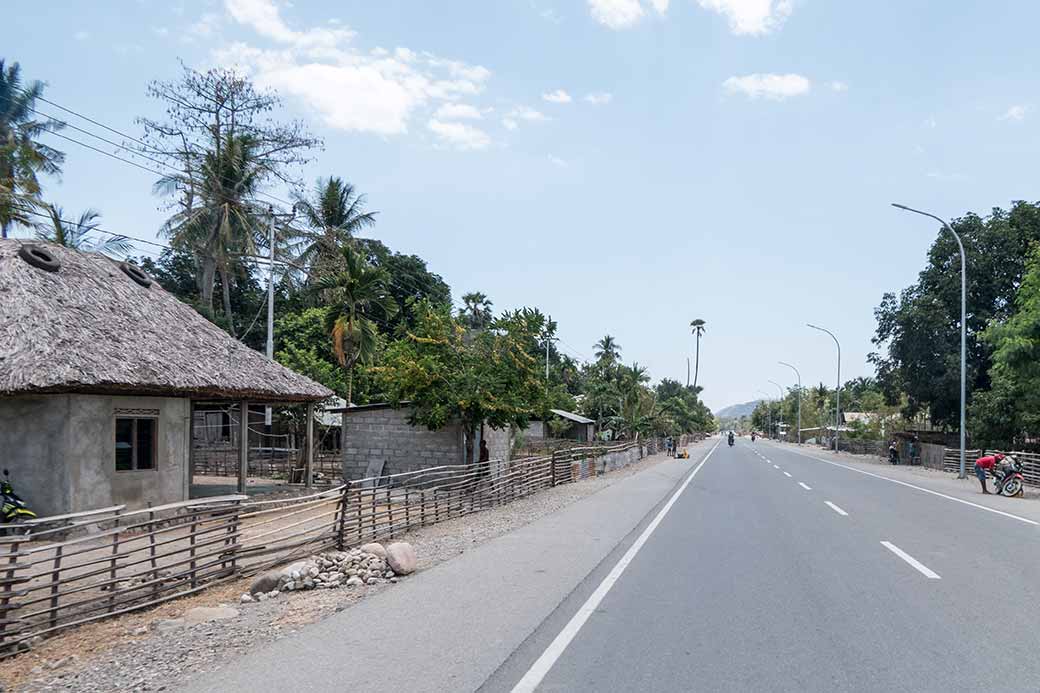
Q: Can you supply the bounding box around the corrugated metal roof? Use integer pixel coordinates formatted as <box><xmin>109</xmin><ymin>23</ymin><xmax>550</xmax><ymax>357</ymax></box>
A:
<box><xmin>550</xmin><ymin>409</ymin><xmax>595</xmax><ymax>424</ymax></box>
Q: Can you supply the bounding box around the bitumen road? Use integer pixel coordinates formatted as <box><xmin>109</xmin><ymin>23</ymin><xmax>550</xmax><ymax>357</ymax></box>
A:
<box><xmin>183</xmin><ymin>438</ymin><xmax>1040</xmax><ymax>693</ymax></box>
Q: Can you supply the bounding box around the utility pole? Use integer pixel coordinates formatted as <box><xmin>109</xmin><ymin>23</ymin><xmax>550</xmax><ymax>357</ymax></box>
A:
<box><xmin>265</xmin><ymin>206</ymin><xmax>276</xmax><ymax>428</ymax></box>
<box><xmin>808</xmin><ymin>324</ymin><xmax>841</xmax><ymax>453</ymax></box>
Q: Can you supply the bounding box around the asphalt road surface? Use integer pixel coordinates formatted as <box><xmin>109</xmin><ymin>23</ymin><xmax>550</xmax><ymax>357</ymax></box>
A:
<box><xmin>184</xmin><ymin>438</ymin><xmax>1040</xmax><ymax>693</ymax></box>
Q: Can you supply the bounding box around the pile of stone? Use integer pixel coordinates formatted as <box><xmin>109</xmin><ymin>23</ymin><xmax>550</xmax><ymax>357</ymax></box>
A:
<box><xmin>242</xmin><ymin>541</ymin><xmax>416</xmax><ymax>604</ymax></box>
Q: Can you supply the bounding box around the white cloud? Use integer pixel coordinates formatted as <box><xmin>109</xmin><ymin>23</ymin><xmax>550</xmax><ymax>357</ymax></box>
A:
<box><xmin>213</xmin><ymin>0</ymin><xmax>492</xmax><ymax>136</ymax></box>
<box><xmin>508</xmin><ymin>106</ymin><xmax>549</xmax><ymax>122</ymax></box>
<box><xmin>427</xmin><ymin>119</ymin><xmax>491</xmax><ymax>150</ymax></box>
<box><xmin>588</xmin><ymin>0</ymin><xmax>666</xmax><ymax>28</ymax></box>
<box><xmin>502</xmin><ymin>118</ymin><xmax>519</xmax><ymax>131</ymax></box>
<box><xmin>722</xmin><ymin>73</ymin><xmax>810</xmax><ymax>100</ymax></box>
<box><xmin>74</xmin><ymin>30</ymin><xmax>90</xmax><ymax>41</ymax></box>
<box><xmin>829</xmin><ymin>81</ymin><xmax>848</xmax><ymax>92</ymax></box>
<box><xmin>542</xmin><ymin>89</ymin><xmax>572</xmax><ymax>104</ymax></box>
<box><xmin>187</xmin><ymin>12</ymin><xmax>221</xmax><ymax>39</ymax></box>
<box><xmin>999</xmin><ymin>105</ymin><xmax>1028</xmax><ymax>122</ymax></box>
<box><xmin>434</xmin><ymin>103</ymin><xmax>484</xmax><ymax>120</ymax></box>
<box><xmin>922</xmin><ymin>116</ymin><xmax>937</xmax><ymax>129</ymax></box>
<box><xmin>584</xmin><ymin>92</ymin><xmax>613</xmax><ymax>105</ymax></box>
<box><xmin>697</xmin><ymin>0</ymin><xmax>792</xmax><ymax>35</ymax></box>
<box><xmin>548</xmin><ymin>154</ymin><xmax>568</xmax><ymax>167</ymax></box>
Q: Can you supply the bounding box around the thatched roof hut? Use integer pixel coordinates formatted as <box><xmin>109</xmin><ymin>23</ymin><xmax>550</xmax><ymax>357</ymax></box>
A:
<box><xmin>0</xmin><ymin>240</ymin><xmax>332</xmax><ymax>401</ymax></box>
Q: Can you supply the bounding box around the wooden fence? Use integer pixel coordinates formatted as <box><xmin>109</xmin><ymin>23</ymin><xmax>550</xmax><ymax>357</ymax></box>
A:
<box><xmin>943</xmin><ymin>447</ymin><xmax>1040</xmax><ymax>487</ymax></box>
<box><xmin>0</xmin><ymin>437</ymin><xmax>671</xmax><ymax>655</ymax></box>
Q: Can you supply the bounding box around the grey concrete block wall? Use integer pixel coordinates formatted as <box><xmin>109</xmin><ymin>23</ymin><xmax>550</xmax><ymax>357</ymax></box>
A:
<box><xmin>342</xmin><ymin>408</ymin><xmax>465</xmax><ymax>480</ymax></box>
<box><xmin>484</xmin><ymin>425</ymin><xmax>512</xmax><ymax>464</ymax></box>
<box><xmin>0</xmin><ymin>394</ymin><xmax>189</xmax><ymax>517</ymax></box>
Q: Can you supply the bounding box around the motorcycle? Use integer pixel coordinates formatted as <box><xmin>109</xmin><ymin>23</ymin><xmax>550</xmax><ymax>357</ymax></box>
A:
<box><xmin>1</xmin><ymin>469</ymin><xmax>37</xmax><ymax>525</ymax></box>
<box><xmin>992</xmin><ymin>457</ymin><xmax>1025</xmax><ymax>497</ymax></box>
<box><xmin>727</xmin><ymin>433</ymin><xmax>735</xmax><ymax>447</ymax></box>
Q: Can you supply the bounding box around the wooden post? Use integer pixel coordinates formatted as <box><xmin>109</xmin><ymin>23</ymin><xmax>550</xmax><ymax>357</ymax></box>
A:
<box><xmin>336</xmin><ymin>487</ymin><xmax>349</xmax><ymax>551</ymax></box>
<box><xmin>0</xmin><ymin>537</ymin><xmax>23</xmax><ymax>652</ymax></box>
<box><xmin>305</xmin><ymin>402</ymin><xmax>315</xmax><ymax>489</ymax></box>
<box><xmin>48</xmin><ymin>544</ymin><xmax>62</xmax><ymax>629</ymax></box>
<box><xmin>107</xmin><ymin>509</ymin><xmax>122</xmax><ymax>613</ymax></box>
<box><xmin>188</xmin><ymin>511</ymin><xmax>199</xmax><ymax>588</ymax></box>
<box><xmin>238</xmin><ymin>401</ymin><xmax>249</xmax><ymax>494</ymax></box>
<box><xmin>148</xmin><ymin>506</ymin><xmax>159</xmax><ymax>601</ymax></box>
<box><xmin>187</xmin><ymin>400</ymin><xmax>195</xmax><ymax>500</ymax></box>
<box><xmin>550</xmin><ymin>451</ymin><xmax>557</xmax><ymax>487</ymax></box>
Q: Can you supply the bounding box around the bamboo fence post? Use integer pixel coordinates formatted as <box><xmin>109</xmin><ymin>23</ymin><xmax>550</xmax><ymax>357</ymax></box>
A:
<box><xmin>386</xmin><ymin>486</ymin><xmax>393</xmax><ymax>537</ymax></box>
<box><xmin>0</xmin><ymin>536</ymin><xmax>23</xmax><ymax>652</ymax></box>
<box><xmin>188</xmin><ymin>511</ymin><xmax>199</xmax><ymax>588</ymax></box>
<box><xmin>335</xmin><ymin>487</ymin><xmax>349</xmax><ymax>551</ymax></box>
<box><xmin>148</xmin><ymin>507</ymin><xmax>159</xmax><ymax>601</ymax></box>
<box><xmin>227</xmin><ymin>500</ymin><xmax>242</xmax><ymax>575</ymax></box>
<box><xmin>48</xmin><ymin>544</ymin><xmax>63</xmax><ymax>629</ymax></box>
<box><xmin>107</xmin><ymin>509</ymin><xmax>122</xmax><ymax>613</ymax></box>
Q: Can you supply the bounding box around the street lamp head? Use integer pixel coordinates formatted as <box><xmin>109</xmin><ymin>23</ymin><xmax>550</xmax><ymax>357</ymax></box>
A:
<box><xmin>891</xmin><ymin>203</ymin><xmax>911</xmax><ymax>211</ymax></box>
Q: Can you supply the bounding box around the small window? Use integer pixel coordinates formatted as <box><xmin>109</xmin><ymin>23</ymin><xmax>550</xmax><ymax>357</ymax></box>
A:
<box><xmin>115</xmin><ymin>418</ymin><xmax>157</xmax><ymax>471</ymax></box>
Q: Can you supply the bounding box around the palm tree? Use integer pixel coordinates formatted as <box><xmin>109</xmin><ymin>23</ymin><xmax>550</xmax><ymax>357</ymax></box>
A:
<box><xmin>157</xmin><ymin>133</ymin><xmax>265</xmax><ymax>332</ymax></box>
<box><xmin>0</xmin><ymin>60</ymin><xmax>65</xmax><ymax>238</ymax></box>
<box><xmin>459</xmin><ymin>291</ymin><xmax>493</xmax><ymax>329</ymax></box>
<box><xmin>690</xmin><ymin>319</ymin><xmax>706</xmax><ymax>389</ymax></box>
<box><xmin>291</xmin><ymin>177</ymin><xmax>377</xmax><ymax>280</ymax></box>
<box><xmin>594</xmin><ymin>335</ymin><xmax>621</xmax><ymax>364</ymax></box>
<box><xmin>35</xmin><ymin>205</ymin><xmax>131</xmax><ymax>256</ymax></box>
<box><xmin>319</xmin><ymin>244</ymin><xmax>397</xmax><ymax>404</ymax></box>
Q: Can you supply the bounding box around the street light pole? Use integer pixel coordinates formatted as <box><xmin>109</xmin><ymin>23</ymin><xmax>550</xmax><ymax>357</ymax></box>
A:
<box><xmin>807</xmin><ymin>324</ymin><xmax>841</xmax><ymax>453</ymax></box>
<box><xmin>778</xmin><ymin>362</ymin><xmax>802</xmax><ymax>444</ymax></box>
<box><xmin>756</xmin><ymin>390</ymin><xmax>772</xmax><ymax>440</ymax></box>
<box><xmin>892</xmin><ymin>203</ymin><xmax>968</xmax><ymax>479</ymax></box>
<box><xmin>768</xmin><ymin>379</ymin><xmax>784</xmax><ymax>440</ymax></box>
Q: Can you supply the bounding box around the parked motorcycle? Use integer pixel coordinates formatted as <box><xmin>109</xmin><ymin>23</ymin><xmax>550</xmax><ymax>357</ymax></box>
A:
<box><xmin>1</xmin><ymin>469</ymin><xmax>37</xmax><ymax>525</ymax></box>
<box><xmin>992</xmin><ymin>456</ymin><xmax>1025</xmax><ymax>497</ymax></box>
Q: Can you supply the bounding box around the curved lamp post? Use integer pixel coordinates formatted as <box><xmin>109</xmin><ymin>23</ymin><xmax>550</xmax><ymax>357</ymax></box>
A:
<box><xmin>892</xmin><ymin>203</ymin><xmax>967</xmax><ymax>479</ymax></box>
<box><xmin>807</xmin><ymin>324</ymin><xmax>841</xmax><ymax>453</ymax></box>
<box><xmin>778</xmin><ymin>361</ymin><xmax>802</xmax><ymax>444</ymax></box>
<box><xmin>767</xmin><ymin>379</ymin><xmax>784</xmax><ymax>440</ymax></box>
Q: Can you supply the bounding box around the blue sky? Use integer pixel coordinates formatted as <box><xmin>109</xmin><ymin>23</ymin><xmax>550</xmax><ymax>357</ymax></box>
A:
<box><xmin>5</xmin><ymin>0</ymin><xmax>1040</xmax><ymax>411</ymax></box>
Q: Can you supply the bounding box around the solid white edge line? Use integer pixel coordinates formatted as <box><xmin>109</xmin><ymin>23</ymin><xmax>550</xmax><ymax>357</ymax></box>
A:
<box><xmin>825</xmin><ymin>501</ymin><xmax>848</xmax><ymax>516</ymax></box>
<box><xmin>881</xmin><ymin>541</ymin><xmax>941</xmax><ymax>579</ymax></box>
<box><xmin>784</xmin><ymin>448</ymin><xmax>1040</xmax><ymax>526</ymax></box>
<box><xmin>510</xmin><ymin>440</ymin><xmax>720</xmax><ymax>693</ymax></box>
<box><xmin>783</xmin><ymin>471</ymin><xmax>792</xmax><ymax>478</ymax></box>
<box><xmin>799</xmin><ymin>482</ymin><xmax>811</xmax><ymax>490</ymax></box>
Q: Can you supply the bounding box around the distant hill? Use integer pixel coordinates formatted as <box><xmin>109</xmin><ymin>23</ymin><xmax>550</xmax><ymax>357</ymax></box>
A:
<box><xmin>715</xmin><ymin>400</ymin><xmax>761</xmax><ymax>419</ymax></box>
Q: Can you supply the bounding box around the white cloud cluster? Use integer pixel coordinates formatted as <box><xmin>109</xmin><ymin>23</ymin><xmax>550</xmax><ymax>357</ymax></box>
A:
<box><xmin>427</xmin><ymin>119</ymin><xmax>491</xmax><ymax>150</ymax></box>
<box><xmin>722</xmin><ymin>73</ymin><xmax>810</xmax><ymax>100</ymax></box>
<box><xmin>829</xmin><ymin>81</ymin><xmax>849</xmax><ymax>92</ymax></box>
<box><xmin>213</xmin><ymin>0</ymin><xmax>493</xmax><ymax>146</ymax></box>
<box><xmin>1000</xmin><ymin>105</ymin><xmax>1028</xmax><ymax>122</ymax></box>
<box><xmin>587</xmin><ymin>0</ymin><xmax>668</xmax><ymax>29</ymax></box>
<box><xmin>696</xmin><ymin>0</ymin><xmax>792</xmax><ymax>35</ymax></box>
<box><xmin>434</xmin><ymin>103</ymin><xmax>484</xmax><ymax>120</ymax></box>
<box><xmin>584</xmin><ymin>92</ymin><xmax>613</xmax><ymax>105</ymax></box>
<box><xmin>543</xmin><ymin>89</ymin><xmax>573</xmax><ymax>104</ymax></box>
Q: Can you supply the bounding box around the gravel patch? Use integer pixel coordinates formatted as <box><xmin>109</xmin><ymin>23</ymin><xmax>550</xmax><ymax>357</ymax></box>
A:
<box><xmin>2</xmin><ymin>449</ymin><xmax>686</xmax><ymax>693</ymax></box>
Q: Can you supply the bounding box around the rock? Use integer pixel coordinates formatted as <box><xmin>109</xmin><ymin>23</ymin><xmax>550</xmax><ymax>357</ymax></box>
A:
<box><xmin>240</xmin><ymin>594</ymin><xmax>255</xmax><ymax>604</ymax></box>
<box><xmin>385</xmin><ymin>542</ymin><xmax>417</xmax><ymax>575</ymax></box>
<box><xmin>182</xmin><ymin>606</ymin><xmax>239</xmax><ymax>625</ymax></box>
<box><xmin>257</xmin><ymin>593</ymin><xmax>268</xmax><ymax>602</ymax></box>
<box><xmin>131</xmin><ymin>625</ymin><xmax>150</xmax><ymax>635</ymax></box>
<box><xmin>365</xmin><ymin>577</ymin><xmax>378</xmax><ymax>585</ymax></box>
<box><xmin>308</xmin><ymin>566</ymin><xmax>320</xmax><ymax>578</ymax></box>
<box><xmin>303</xmin><ymin>577</ymin><xmax>315</xmax><ymax>589</ymax></box>
<box><xmin>384</xmin><ymin>571</ymin><xmax>394</xmax><ymax>579</ymax></box>
<box><xmin>360</xmin><ymin>542</ymin><xmax>388</xmax><ymax>558</ymax></box>
<box><xmin>390</xmin><ymin>577</ymin><xmax>399</xmax><ymax>583</ymax></box>
<box><xmin>346</xmin><ymin>576</ymin><xmax>364</xmax><ymax>587</ymax></box>
<box><xmin>267</xmin><ymin>590</ymin><xmax>280</xmax><ymax>599</ymax></box>
<box><xmin>153</xmin><ymin>619</ymin><xmax>185</xmax><ymax>632</ymax></box>
<box><xmin>283</xmin><ymin>581</ymin><xmax>295</xmax><ymax>591</ymax></box>
<box><xmin>327</xmin><ymin>572</ymin><xmax>343</xmax><ymax>583</ymax></box>
<box><xmin>249</xmin><ymin>572</ymin><xmax>281</xmax><ymax>596</ymax></box>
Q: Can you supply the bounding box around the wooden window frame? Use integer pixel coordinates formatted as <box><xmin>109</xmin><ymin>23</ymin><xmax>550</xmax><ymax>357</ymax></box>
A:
<box><xmin>115</xmin><ymin>417</ymin><xmax>159</xmax><ymax>472</ymax></box>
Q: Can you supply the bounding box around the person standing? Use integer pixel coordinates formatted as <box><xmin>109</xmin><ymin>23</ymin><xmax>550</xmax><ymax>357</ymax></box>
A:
<box><xmin>973</xmin><ymin>453</ymin><xmax>1004</xmax><ymax>494</ymax></box>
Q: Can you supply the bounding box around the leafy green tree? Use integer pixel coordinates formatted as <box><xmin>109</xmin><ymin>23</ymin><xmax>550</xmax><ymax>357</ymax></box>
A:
<box><xmin>376</xmin><ymin>300</ymin><xmax>544</xmax><ymax>464</ymax></box>
<box><xmin>689</xmin><ymin>319</ymin><xmax>706</xmax><ymax>388</ymax></box>
<box><xmin>459</xmin><ymin>291</ymin><xmax>493</xmax><ymax>329</ymax></box>
<box><xmin>356</xmin><ymin>238</ymin><xmax>451</xmax><ymax>329</ymax></box>
<box><xmin>274</xmin><ymin>307</ymin><xmax>348</xmax><ymax>398</ymax></box>
<box><xmin>872</xmin><ymin>201</ymin><xmax>1040</xmax><ymax>427</ymax></box>
<box><xmin>0</xmin><ymin>59</ymin><xmax>65</xmax><ymax>238</ymax></box>
<box><xmin>593</xmin><ymin>335</ymin><xmax>621</xmax><ymax>364</ymax></box>
<box><xmin>36</xmin><ymin>205</ymin><xmax>130</xmax><ymax>255</ymax></box>
<box><xmin>292</xmin><ymin>177</ymin><xmax>377</xmax><ymax>281</ymax></box>
<box><xmin>320</xmin><ymin>245</ymin><xmax>397</xmax><ymax>404</ymax></box>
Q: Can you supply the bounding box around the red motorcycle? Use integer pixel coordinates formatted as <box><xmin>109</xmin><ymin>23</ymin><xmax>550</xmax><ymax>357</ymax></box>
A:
<box><xmin>992</xmin><ymin>456</ymin><xmax>1025</xmax><ymax>497</ymax></box>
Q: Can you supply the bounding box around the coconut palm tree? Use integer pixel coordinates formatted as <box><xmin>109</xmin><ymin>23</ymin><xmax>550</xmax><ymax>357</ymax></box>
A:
<box><xmin>690</xmin><ymin>319</ymin><xmax>706</xmax><ymax>389</ymax></box>
<box><xmin>459</xmin><ymin>291</ymin><xmax>493</xmax><ymax>329</ymax></box>
<box><xmin>594</xmin><ymin>335</ymin><xmax>621</xmax><ymax>364</ymax></box>
<box><xmin>157</xmin><ymin>133</ymin><xmax>265</xmax><ymax>332</ymax></box>
<box><xmin>291</xmin><ymin>177</ymin><xmax>377</xmax><ymax>280</ymax></box>
<box><xmin>319</xmin><ymin>244</ymin><xmax>398</xmax><ymax>404</ymax></box>
<box><xmin>0</xmin><ymin>60</ymin><xmax>65</xmax><ymax>238</ymax></box>
<box><xmin>35</xmin><ymin>205</ymin><xmax>131</xmax><ymax>256</ymax></box>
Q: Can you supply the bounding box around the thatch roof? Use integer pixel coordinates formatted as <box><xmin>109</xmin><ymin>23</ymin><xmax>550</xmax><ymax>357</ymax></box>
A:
<box><xmin>0</xmin><ymin>240</ymin><xmax>332</xmax><ymax>402</ymax></box>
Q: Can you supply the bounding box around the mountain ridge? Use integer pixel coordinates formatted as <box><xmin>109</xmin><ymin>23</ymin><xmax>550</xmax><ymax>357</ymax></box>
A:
<box><xmin>715</xmin><ymin>400</ymin><xmax>761</xmax><ymax>419</ymax></box>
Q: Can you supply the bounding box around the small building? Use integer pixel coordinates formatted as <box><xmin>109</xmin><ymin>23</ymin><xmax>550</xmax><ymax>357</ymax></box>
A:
<box><xmin>0</xmin><ymin>241</ymin><xmax>332</xmax><ymax>517</ymax></box>
<box><xmin>518</xmin><ymin>409</ymin><xmax>596</xmax><ymax>443</ymax></box>
<box><xmin>337</xmin><ymin>403</ymin><xmax>512</xmax><ymax>480</ymax></box>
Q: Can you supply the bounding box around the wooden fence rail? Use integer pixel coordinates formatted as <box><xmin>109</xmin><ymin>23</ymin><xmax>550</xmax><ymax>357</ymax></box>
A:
<box><xmin>0</xmin><ymin>437</ymin><xmax>668</xmax><ymax>655</ymax></box>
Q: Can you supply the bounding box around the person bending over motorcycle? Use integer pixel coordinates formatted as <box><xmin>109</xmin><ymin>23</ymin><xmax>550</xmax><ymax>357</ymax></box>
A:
<box><xmin>973</xmin><ymin>453</ymin><xmax>1004</xmax><ymax>494</ymax></box>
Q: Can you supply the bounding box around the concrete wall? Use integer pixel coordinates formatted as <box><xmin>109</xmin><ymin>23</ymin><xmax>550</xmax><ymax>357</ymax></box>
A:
<box><xmin>520</xmin><ymin>421</ymin><xmax>546</xmax><ymax>440</ymax></box>
<box><xmin>483</xmin><ymin>425</ymin><xmax>512</xmax><ymax>464</ymax></box>
<box><xmin>0</xmin><ymin>394</ymin><xmax>189</xmax><ymax>517</ymax></box>
<box><xmin>342</xmin><ymin>407</ymin><xmax>464</xmax><ymax>480</ymax></box>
